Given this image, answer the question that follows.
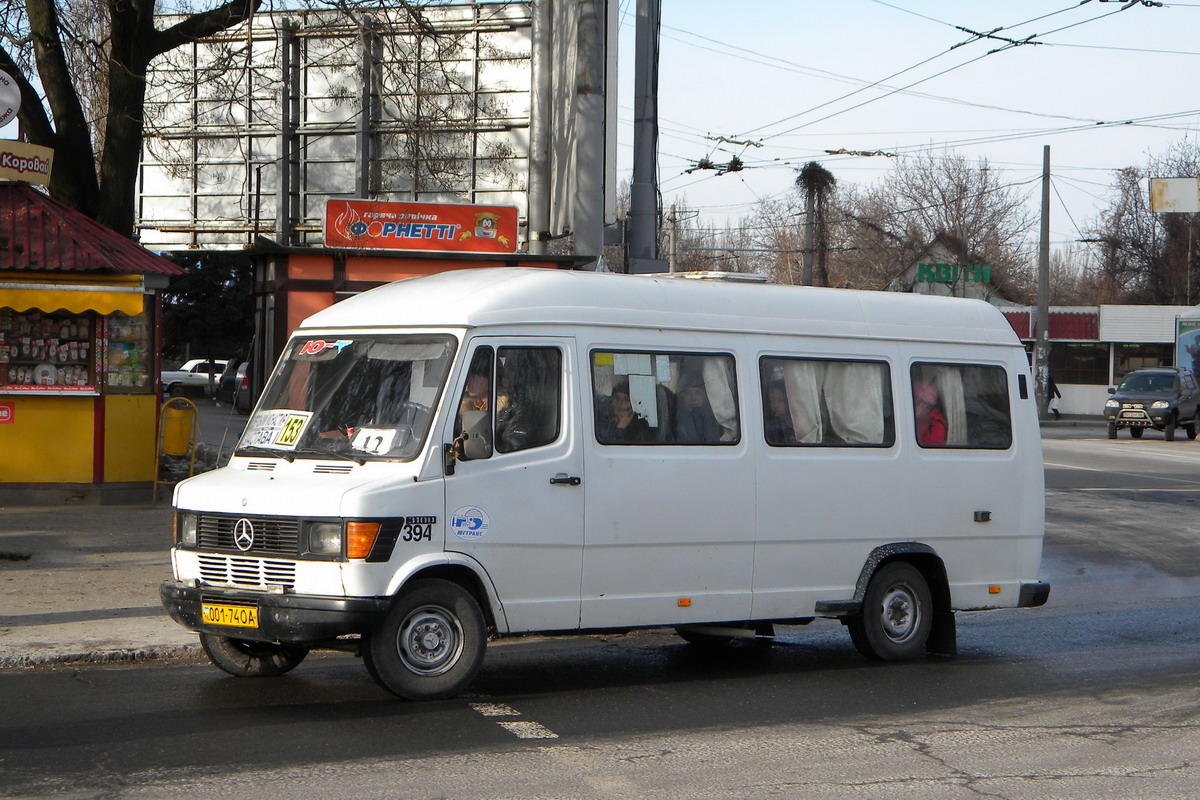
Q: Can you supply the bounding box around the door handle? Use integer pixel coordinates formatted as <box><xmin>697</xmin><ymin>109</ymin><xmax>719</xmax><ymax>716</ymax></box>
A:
<box><xmin>549</xmin><ymin>474</ymin><xmax>582</xmax><ymax>486</ymax></box>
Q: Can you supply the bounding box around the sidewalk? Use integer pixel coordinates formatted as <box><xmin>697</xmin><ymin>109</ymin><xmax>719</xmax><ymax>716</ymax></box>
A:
<box><xmin>0</xmin><ymin>503</ymin><xmax>198</xmax><ymax>667</ymax></box>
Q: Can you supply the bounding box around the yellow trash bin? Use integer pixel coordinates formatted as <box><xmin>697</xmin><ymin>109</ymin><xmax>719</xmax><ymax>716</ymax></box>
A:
<box><xmin>161</xmin><ymin>400</ymin><xmax>197</xmax><ymax>457</ymax></box>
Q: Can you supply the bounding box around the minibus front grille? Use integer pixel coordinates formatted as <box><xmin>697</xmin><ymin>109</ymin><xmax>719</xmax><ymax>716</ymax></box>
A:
<box><xmin>196</xmin><ymin>515</ymin><xmax>300</xmax><ymax>555</ymax></box>
<box><xmin>198</xmin><ymin>555</ymin><xmax>296</xmax><ymax>589</ymax></box>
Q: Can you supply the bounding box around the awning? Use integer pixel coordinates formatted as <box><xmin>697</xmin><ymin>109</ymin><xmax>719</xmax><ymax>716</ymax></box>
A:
<box><xmin>0</xmin><ymin>282</ymin><xmax>146</xmax><ymax>316</ymax></box>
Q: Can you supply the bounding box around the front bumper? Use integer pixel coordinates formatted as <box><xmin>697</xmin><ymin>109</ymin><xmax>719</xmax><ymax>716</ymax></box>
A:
<box><xmin>160</xmin><ymin>581</ymin><xmax>390</xmax><ymax>645</ymax></box>
<box><xmin>1106</xmin><ymin>408</ymin><xmax>1170</xmax><ymax>427</ymax></box>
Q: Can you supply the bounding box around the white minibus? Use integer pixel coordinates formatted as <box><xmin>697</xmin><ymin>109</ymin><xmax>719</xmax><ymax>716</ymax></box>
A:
<box><xmin>161</xmin><ymin>268</ymin><xmax>1049</xmax><ymax>699</ymax></box>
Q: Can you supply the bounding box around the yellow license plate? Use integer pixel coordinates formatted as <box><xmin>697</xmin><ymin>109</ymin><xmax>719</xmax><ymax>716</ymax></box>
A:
<box><xmin>201</xmin><ymin>603</ymin><xmax>259</xmax><ymax>628</ymax></box>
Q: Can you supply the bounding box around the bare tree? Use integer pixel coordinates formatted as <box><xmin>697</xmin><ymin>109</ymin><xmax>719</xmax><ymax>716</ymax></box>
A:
<box><xmin>1086</xmin><ymin>141</ymin><xmax>1200</xmax><ymax>304</ymax></box>
<box><xmin>0</xmin><ymin>0</ymin><xmax>265</xmax><ymax>234</ymax></box>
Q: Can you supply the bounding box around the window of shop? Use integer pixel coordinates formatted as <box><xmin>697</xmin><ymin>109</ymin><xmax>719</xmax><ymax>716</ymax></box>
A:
<box><xmin>0</xmin><ymin>309</ymin><xmax>98</xmax><ymax>392</ymax></box>
<box><xmin>1049</xmin><ymin>342</ymin><xmax>1109</xmax><ymax>385</ymax></box>
<box><xmin>0</xmin><ymin>304</ymin><xmax>154</xmax><ymax>395</ymax></box>
<box><xmin>1113</xmin><ymin>343</ymin><xmax>1172</xmax><ymax>383</ymax></box>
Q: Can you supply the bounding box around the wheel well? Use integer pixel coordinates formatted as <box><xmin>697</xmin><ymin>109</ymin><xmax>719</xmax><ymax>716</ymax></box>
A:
<box><xmin>858</xmin><ymin>545</ymin><xmax>956</xmax><ymax>656</ymax></box>
<box><xmin>406</xmin><ymin>565</ymin><xmax>497</xmax><ymax>631</ymax></box>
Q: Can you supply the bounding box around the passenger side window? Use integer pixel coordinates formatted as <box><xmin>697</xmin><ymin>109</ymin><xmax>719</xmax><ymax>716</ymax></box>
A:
<box><xmin>911</xmin><ymin>363</ymin><xmax>1012</xmax><ymax>449</ymax></box>
<box><xmin>496</xmin><ymin>347</ymin><xmax>562</xmax><ymax>453</ymax></box>
<box><xmin>759</xmin><ymin>357</ymin><xmax>894</xmax><ymax>447</ymax></box>
<box><xmin>591</xmin><ymin>351</ymin><xmax>739</xmax><ymax>445</ymax></box>
<box><xmin>452</xmin><ymin>346</ymin><xmax>562</xmax><ymax>457</ymax></box>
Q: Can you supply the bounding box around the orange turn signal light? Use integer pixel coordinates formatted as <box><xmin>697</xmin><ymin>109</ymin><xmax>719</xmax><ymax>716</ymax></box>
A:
<box><xmin>677</xmin><ymin>597</ymin><xmax>692</xmax><ymax>607</ymax></box>
<box><xmin>346</xmin><ymin>522</ymin><xmax>382</xmax><ymax>559</ymax></box>
<box><xmin>988</xmin><ymin>585</ymin><xmax>1002</xmax><ymax>595</ymax></box>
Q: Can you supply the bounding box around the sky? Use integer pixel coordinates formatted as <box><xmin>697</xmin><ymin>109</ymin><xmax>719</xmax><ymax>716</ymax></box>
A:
<box><xmin>613</xmin><ymin>0</ymin><xmax>1200</xmax><ymax>252</ymax></box>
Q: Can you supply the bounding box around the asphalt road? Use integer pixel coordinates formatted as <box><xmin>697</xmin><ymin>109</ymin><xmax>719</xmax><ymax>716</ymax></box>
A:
<box><xmin>2</xmin><ymin>428</ymin><xmax>1198</xmax><ymax>799</ymax></box>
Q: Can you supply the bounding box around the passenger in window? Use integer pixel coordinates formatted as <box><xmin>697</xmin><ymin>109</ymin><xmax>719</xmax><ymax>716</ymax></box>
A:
<box><xmin>459</xmin><ymin>371</ymin><xmax>490</xmax><ymax>414</ymax></box>
<box><xmin>764</xmin><ymin>383</ymin><xmax>796</xmax><ymax>444</ymax></box>
<box><xmin>674</xmin><ymin>371</ymin><xmax>723</xmax><ymax>443</ymax></box>
<box><xmin>914</xmin><ymin>380</ymin><xmax>947</xmax><ymax>446</ymax></box>
<box><xmin>599</xmin><ymin>379</ymin><xmax>653</xmax><ymax>443</ymax></box>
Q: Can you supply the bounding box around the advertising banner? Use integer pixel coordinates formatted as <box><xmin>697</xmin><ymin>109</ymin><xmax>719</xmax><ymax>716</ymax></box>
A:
<box><xmin>324</xmin><ymin>199</ymin><xmax>518</xmax><ymax>253</ymax></box>
<box><xmin>1177</xmin><ymin>317</ymin><xmax>1200</xmax><ymax>373</ymax></box>
<box><xmin>0</xmin><ymin>140</ymin><xmax>53</xmax><ymax>186</ymax></box>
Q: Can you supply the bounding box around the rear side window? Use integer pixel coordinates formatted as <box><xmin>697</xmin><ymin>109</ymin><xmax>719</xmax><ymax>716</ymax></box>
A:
<box><xmin>911</xmin><ymin>363</ymin><xmax>1011</xmax><ymax>449</ymax></box>
<box><xmin>591</xmin><ymin>351</ymin><xmax>739</xmax><ymax>445</ymax></box>
<box><xmin>759</xmin><ymin>357</ymin><xmax>894</xmax><ymax>447</ymax></box>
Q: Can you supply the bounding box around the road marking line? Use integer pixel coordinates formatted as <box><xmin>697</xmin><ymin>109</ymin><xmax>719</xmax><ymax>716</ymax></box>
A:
<box><xmin>469</xmin><ymin>702</ymin><xmax>521</xmax><ymax>717</ymax></box>
<box><xmin>469</xmin><ymin>699</ymin><xmax>560</xmax><ymax>739</ymax></box>
<box><xmin>497</xmin><ymin>721</ymin><xmax>560</xmax><ymax>740</ymax></box>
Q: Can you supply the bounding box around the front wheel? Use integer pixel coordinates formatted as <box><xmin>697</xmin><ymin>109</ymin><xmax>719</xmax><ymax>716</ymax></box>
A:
<box><xmin>1163</xmin><ymin>417</ymin><xmax>1176</xmax><ymax>441</ymax></box>
<box><xmin>847</xmin><ymin>562</ymin><xmax>932</xmax><ymax>661</ymax></box>
<box><xmin>364</xmin><ymin>578</ymin><xmax>486</xmax><ymax>700</ymax></box>
<box><xmin>1107</xmin><ymin>421</ymin><xmax>1118</xmax><ymax>439</ymax></box>
<box><xmin>200</xmin><ymin>633</ymin><xmax>309</xmax><ymax>677</ymax></box>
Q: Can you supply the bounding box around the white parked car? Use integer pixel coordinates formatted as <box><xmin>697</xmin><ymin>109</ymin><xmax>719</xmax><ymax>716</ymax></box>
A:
<box><xmin>161</xmin><ymin>358</ymin><xmax>228</xmax><ymax>397</ymax></box>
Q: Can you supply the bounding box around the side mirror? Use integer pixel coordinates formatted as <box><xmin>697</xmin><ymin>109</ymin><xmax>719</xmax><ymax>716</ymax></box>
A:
<box><xmin>1107</xmin><ymin>387</ymin><xmax>1116</xmax><ymax>394</ymax></box>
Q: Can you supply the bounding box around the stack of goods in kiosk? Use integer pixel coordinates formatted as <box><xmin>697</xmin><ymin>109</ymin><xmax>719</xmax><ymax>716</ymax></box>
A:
<box><xmin>105</xmin><ymin>314</ymin><xmax>150</xmax><ymax>389</ymax></box>
<box><xmin>0</xmin><ymin>308</ymin><xmax>93</xmax><ymax>388</ymax></box>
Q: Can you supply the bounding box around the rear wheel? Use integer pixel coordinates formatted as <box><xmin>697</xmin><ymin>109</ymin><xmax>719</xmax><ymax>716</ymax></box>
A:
<box><xmin>364</xmin><ymin>578</ymin><xmax>486</xmax><ymax>700</ymax></box>
<box><xmin>1186</xmin><ymin>413</ymin><xmax>1198</xmax><ymax>440</ymax></box>
<box><xmin>847</xmin><ymin>562</ymin><xmax>932</xmax><ymax>661</ymax></box>
<box><xmin>200</xmin><ymin>633</ymin><xmax>309</xmax><ymax>677</ymax></box>
<box><xmin>1130</xmin><ymin>426</ymin><xmax>1144</xmax><ymax>439</ymax></box>
<box><xmin>1107</xmin><ymin>421</ymin><xmax>1118</xmax><ymax>439</ymax></box>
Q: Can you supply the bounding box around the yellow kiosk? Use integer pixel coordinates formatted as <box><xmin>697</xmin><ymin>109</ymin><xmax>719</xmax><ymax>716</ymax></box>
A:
<box><xmin>0</xmin><ymin>175</ymin><xmax>185</xmax><ymax>504</ymax></box>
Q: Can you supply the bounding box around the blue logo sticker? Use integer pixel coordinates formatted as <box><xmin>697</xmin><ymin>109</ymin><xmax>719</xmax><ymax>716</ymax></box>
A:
<box><xmin>450</xmin><ymin>506</ymin><xmax>491</xmax><ymax>539</ymax></box>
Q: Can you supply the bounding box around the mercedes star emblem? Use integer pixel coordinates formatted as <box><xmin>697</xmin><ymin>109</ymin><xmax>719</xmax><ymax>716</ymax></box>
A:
<box><xmin>233</xmin><ymin>518</ymin><xmax>255</xmax><ymax>552</ymax></box>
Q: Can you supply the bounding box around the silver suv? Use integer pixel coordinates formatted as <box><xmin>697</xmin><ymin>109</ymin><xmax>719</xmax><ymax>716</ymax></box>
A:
<box><xmin>1104</xmin><ymin>367</ymin><xmax>1200</xmax><ymax>441</ymax></box>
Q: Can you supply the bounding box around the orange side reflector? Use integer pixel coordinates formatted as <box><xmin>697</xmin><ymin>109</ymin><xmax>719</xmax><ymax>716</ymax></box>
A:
<box><xmin>988</xmin><ymin>585</ymin><xmax>1002</xmax><ymax>594</ymax></box>
<box><xmin>346</xmin><ymin>522</ymin><xmax>382</xmax><ymax>559</ymax></box>
<box><xmin>677</xmin><ymin>598</ymin><xmax>692</xmax><ymax>607</ymax></box>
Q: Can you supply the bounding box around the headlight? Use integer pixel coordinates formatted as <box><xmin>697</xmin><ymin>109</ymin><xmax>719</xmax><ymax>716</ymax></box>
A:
<box><xmin>177</xmin><ymin>513</ymin><xmax>198</xmax><ymax>546</ymax></box>
<box><xmin>1104</xmin><ymin>399</ymin><xmax>1119</xmax><ymax>408</ymax></box>
<box><xmin>309</xmin><ymin>522</ymin><xmax>343</xmax><ymax>555</ymax></box>
<box><xmin>1151</xmin><ymin>400</ymin><xmax>1170</xmax><ymax>409</ymax></box>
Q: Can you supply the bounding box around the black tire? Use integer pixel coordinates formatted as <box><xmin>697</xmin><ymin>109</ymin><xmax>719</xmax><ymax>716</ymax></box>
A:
<box><xmin>167</xmin><ymin>383</ymin><xmax>185</xmax><ymax>397</ymax></box>
<box><xmin>847</xmin><ymin>561</ymin><xmax>933</xmax><ymax>661</ymax></box>
<box><xmin>1186</xmin><ymin>415</ymin><xmax>1198</xmax><ymax>440</ymax></box>
<box><xmin>1164</xmin><ymin>417</ymin><xmax>1175</xmax><ymax>441</ymax></box>
<box><xmin>364</xmin><ymin>578</ymin><xmax>486</xmax><ymax>700</ymax></box>
<box><xmin>199</xmin><ymin>633</ymin><xmax>309</xmax><ymax>677</ymax></box>
<box><xmin>1130</xmin><ymin>426</ymin><xmax>1144</xmax><ymax>439</ymax></box>
<box><xmin>675</xmin><ymin>627</ymin><xmax>735</xmax><ymax>648</ymax></box>
<box><xmin>1107</xmin><ymin>421</ymin><xmax>1118</xmax><ymax>440</ymax></box>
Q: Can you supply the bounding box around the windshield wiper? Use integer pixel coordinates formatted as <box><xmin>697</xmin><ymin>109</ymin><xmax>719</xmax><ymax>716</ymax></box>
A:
<box><xmin>235</xmin><ymin>445</ymin><xmax>295</xmax><ymax>462</ymax></box>
<box><xmin>290</xmin><ymin>447</ymin><xmax>366</xmax><ymax>466</ymax></box>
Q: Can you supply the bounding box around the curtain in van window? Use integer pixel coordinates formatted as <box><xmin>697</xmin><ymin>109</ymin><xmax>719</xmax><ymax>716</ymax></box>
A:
<box><xmin>777</xmin><ymin>359</ymin><xmax>888</xmax><ymax>445</ymax></box>
<box><xmin>933</xmin><ymin>366</ymin><xmax>968</xmax><ymax>446</ymax></box>
<box><xmin>824</xmin><ymin>362</ymin><xmax>886</xmax><ymax>444</ymax></box>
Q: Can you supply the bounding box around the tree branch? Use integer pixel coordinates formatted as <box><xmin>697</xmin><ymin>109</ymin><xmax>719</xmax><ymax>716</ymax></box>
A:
<box><xmin>151</xmin><ymin>0</ymin><xmax>263</xmax><ymax>59</ymax></box>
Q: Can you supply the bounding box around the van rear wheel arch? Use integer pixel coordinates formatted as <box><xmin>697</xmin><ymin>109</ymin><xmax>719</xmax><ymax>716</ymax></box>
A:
<box><xmin>848</xmin><ymin>544</ymin><xmax>954</xmax><ymax>659</ymax></box>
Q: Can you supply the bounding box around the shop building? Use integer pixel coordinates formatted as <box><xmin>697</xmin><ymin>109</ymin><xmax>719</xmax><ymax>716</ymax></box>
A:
<box><xmin>0</xmin><ymin>182</ymin><xmax>185</xmax><ymax>504</ymax></box>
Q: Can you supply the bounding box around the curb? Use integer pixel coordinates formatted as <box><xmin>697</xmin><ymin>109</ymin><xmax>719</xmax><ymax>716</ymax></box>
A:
<box><xmin>0</xmin><ymin>643</ymin><xmax>202</xmax><ymax>669</ymax></box>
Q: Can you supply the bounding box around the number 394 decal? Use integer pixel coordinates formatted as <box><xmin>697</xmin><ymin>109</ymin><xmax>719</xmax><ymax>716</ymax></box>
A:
<box><xmin>402</xmin><ymin>516</ymin><xmax>437</xmax><ymax>542</ymax></box>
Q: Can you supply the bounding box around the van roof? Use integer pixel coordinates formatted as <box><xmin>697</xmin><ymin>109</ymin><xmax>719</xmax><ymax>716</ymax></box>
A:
<box><xmin>298</xmin><ymin>268</ymin><xmax>1021</xmax><ymax>346</ymax></box>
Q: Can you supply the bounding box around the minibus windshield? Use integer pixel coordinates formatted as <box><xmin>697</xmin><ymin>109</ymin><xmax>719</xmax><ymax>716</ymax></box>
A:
<box><xmin>237</xmin><ymin>334</ymin><xmax>456</xmax><ymax>461</ymax></box>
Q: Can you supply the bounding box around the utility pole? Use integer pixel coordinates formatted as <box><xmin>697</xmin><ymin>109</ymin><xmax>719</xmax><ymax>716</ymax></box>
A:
<box><xmin>668</xmin><ymin>203</ymin><xmax>678</xmax><ymax>272</ymax></box>
<box><xmin>628</xmin><ymin>0</ymin><xmax>664</xmax><ymax>273</ymax></box>
<box><xmin>802</xmin><ymin>187</ymin><xmax>815</xmax><ymax>285</ymax></box>
<box><xmin>527</xmin><ymin>0</ymin><xmax>552</xmax><ymax>254</ymax></box>
<box><xmin>1034</xmin><ymin>145</ymin><xmax>1051</xmax><ymax>419</ymax></box>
